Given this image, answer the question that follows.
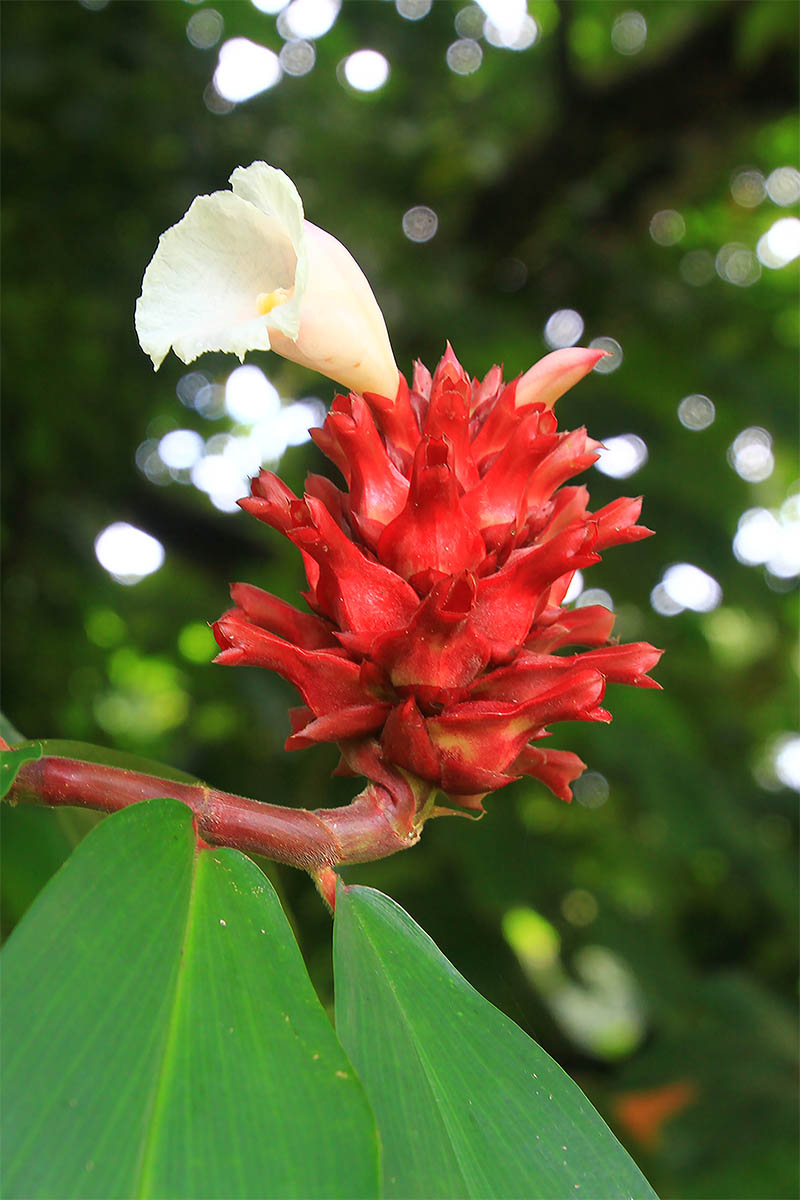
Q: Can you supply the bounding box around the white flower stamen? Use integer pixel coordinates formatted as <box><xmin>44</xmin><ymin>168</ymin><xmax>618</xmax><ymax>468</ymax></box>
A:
<box><xmin>256</xmin><ymin>288</ymin><xmax>292</xmax><ymax>316</ymax></box>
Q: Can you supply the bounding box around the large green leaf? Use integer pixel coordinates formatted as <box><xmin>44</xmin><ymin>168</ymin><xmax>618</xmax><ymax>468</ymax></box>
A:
<box><xmin>334</xmin><ymin>884</ymin><xmax>657</xmax><ymax>1200</ymax></box>
<box><xmin>1</xmin><ymin>799</ymin><xmax>380</xmax><ymax>1200</ymax></box>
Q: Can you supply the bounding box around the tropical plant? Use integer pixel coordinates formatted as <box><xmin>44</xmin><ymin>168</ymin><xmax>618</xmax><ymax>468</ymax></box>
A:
<box><xmin>1</xmin><ymin>163</ymin><xmax>662</xmax><ymax>1200</ymax></box>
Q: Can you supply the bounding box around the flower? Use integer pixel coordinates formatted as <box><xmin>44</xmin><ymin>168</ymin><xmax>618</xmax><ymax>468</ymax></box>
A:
<box><xmin>135</xmin><ymin>162</ymin><xmax>399</xmax><ymax>397</ymax></box>
<box><xmin>214</xmin><ymin>345</ymin><xmax>662</xmax><ymax>823</ymax></box>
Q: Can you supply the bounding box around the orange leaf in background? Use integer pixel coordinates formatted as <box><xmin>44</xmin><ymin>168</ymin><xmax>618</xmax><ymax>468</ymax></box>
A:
<box><xmin>613</xmin><ymin>1079</ymin><xmax>698</xmax><ymax>1149</ymax></box>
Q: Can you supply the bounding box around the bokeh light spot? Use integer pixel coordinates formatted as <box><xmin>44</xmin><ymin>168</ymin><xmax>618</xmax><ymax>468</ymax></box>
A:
<box><xmin>446</xmin><ymin>38</ymin><xmax>483</xmax><ymax>74</ymax></box>
<box><xmin>395</xmin><ymin>0</ymin><xmax>432</xmax><ymax>18</ymax></box>
<box><xmin>576</xmin><ymin>587</ymin><xmax>614</xmax><ymax>612</ymax></box>
<box><xmin>203</xmin><ymin>82</ymin><xmax>235</xmax><ymax>115</ymax></box>
<box><xmin>476</xmin><ymin>0</ymin><xmax>525</xmax><ymax>30</ymax></box>
<box><xmin>727</xmin><ymin>426</ymin><xmax>774</xmax><ymax>483</ymax></box>
<box><xmin>96</xmin><ymin>649</ymin><xmax>188</xmax><ymax>741</ymax></box>
<box><xmin>197</xmin><ymin>382</ymin><xmax>227</xmax><ymax>419</ymax></box>
<box><xmin>733</xmin><ymin>507</ymin><xmax>781</xmax><ymax>566</ymax></box>
<box><xmin>484</xmin><ymin>16</ymin><xmax>538</xmax><ymax>50</ymax></box>
<box><xmin>402</xmin><ymin>205</ymin><xmax>438</xmax><ymax>242</ymax></box>
<box><xmin>594</xmin><ymin>434</ymin><xmax>648</xmax><ymax>479</ymax></box>
<box><xmin>454</xmin><ymin>5</ymin><xmax>485</xmax><ymax>37</ymax></box>
<box><xmin>678</xmin><ymin>393</ymin><xmax>715</xmax><ymax>430</ymax></box>
<box><xmin>194</xmin><ymin>702</ymin><xmax>238</xmax><ymax>742</ymax></box>
<box><xmin>186</xmin><ymin>8</ymin><xmax>223</xmax><ymax>49</ymax></box>
<box><xmin>766</xmin><ymin>166</ymin><xmax>800</xmax><ymax>207</ymax></box>
<box><xmin>570</xmin><ymin>14</ymin><xmax>605</xmax><ymax>59</ymax></box>
<box><xmin>589</xmin><ymin>337</ymin><xmax>623</xmax><ymax>373</ymax></box>
<box><xmin>661</xmin><ymin>563</ymin><xmax>722</xmax><ymax>613</ymax></box>
<box><xmin>278</xmin><ymin>398</ymin><xmax>326</xmax><ymax>446</ymax></box>
<box><xmin>283</xmin><ymin>0</ymin><xmax>339</xmax><ymax>40</ymax></box>
<box><xmin>85</xmin><ymin>608</ymin><xmax>127</xmax><ymax>649</ymax></box>
<box><xmin>178</xmin><ymin>622</ymin><xmax>217</xmax><ymax>663</ymax></box>
<box><xmin>280</xmin><ymin>39</ymin><xmax>316</xmax><ymax>75</ymax></box>
<box><xmin>611</xmin><ymin>11</ymin><xmax>647</xmax><ymax>55</ymax></box>
<box><xmin>757</xmin><ymin>217</ymin><xmax>800</xmax><ymax>269</ymax></box>
<box><xmin>733</xmin><ymin>501</ymin><xmax>800</xmax><ymax>579</ymax></box>
<box><xmin>781</xmin><ymin>493</ymin><xmax>800</xmax><ymax>522</ymax></box>
<box><xmin>563</xmin><ymin>570</ymin><xmax>584</xmax><ymax>604</ymax></box>
<box><xmin>139</xmin><ymin>449</ymin><xmax>171</xmax><ymax>486</ymax></box>
<box><xmin>649</xmin><ymin>582</ymin><xmax>683</xmax><ymax>617</ymax></box>
<box><xmin>184</xmin><ymin>391</ymin><xmax>326</xmax><ymax>513</ymax></box>
<box><xmin>225</xmin><ymin>364</ymin><xmax>281</xmax><ymax>425</ymax></box>
<box><xmin>177</xmin><ymin>371</ymin><xmax>210</xmax><ymax>409</ymax></box>
<box><xmin>702</xmin><ymin>606</ymin><xmax>776</xmax><ymax>669</ymax></box>
<box><xmin>343</xmin><ymin>49</ymin><xmax>390</xmax><ymax>91</ymax></box>
<box><xmin>544</xmin><ymin>308</ymin><xmax>584</xmax><ymax>348</ymax></box>
<box><xmin>774</xmin><ymin>735</ymin><xmax>800</xmax><ymax>792</ymax></box>
<box><xmin>502</xmin><ymin>906</ymin><xmax>560</xmax><ymax>970</ymax></box>
<box><xmin>94</xmin><ymin>523</ymin><xmax>165</xmax><ymax>586</ymax></box>
<box><xmin>158</xmin><ymin>429</ymin><xmax>204</xmax><ymax>470</ymax></box>
<box><xmin>561</xmin><ymin>889</ymin><xmax>599</xmax><ymax>926</ymax></box>
<box><xmin>649</xmin><ymin>209</ymin><xmax>685</xmax><ymax>246</ymax></box>
<box><xmin>214</xmin><ymin>38</ymin><xmax>281</xmax><ymax>102</ymax></box>
<box><xmin>730</xmin><ymin>167</ymin><xmax>766</xmax><ymax>208</ymax></box>
<box><xmin>716</xmin><ymin>242</ymin><xmax>761</xmax><ymax>287</ymax></box>
<box><xmin>479</xmin><ymin>0</ymin><xmax>538</xmax><ymax>50</ymax></box>
<box><xmin>191</xmin><ymin>455</ymin><xmax>247</xmax><ymax>512</ymax></box>
<box><xmin>765</xmin><ymin>541</ymin><xmax>800</xmax><ymax>582</ymax></box>
<box><xmin>573</xmin><ymin>771</ymin><xmax>610</xmax><ymax>809</ymax></box>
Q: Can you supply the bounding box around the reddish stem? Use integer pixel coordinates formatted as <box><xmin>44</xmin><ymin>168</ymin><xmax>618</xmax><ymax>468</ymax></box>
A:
<box><xmin>7</xmin><ymin>756</ymin><xmax>420</xmax><ymax>877</ymax></box>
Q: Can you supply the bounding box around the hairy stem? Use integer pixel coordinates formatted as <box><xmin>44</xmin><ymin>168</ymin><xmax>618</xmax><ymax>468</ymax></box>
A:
<box><xmin>6</xmin><ymin>755</ymin><xmax>420</xmax><ymax>875</ymax></box>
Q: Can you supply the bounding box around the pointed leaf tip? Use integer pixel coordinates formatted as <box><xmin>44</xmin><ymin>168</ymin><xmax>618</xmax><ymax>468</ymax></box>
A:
<box><xmin>335</xmin><ymin>885</ymin><xmax>658</xmax><ymax>1200</ymax></box>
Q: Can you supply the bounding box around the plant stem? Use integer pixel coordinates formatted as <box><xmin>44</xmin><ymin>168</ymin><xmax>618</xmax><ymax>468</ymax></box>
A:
<box><xmin>6</xmin><ymin>755</ymin><xmax>420</xmax><ymax>875</ymax></box>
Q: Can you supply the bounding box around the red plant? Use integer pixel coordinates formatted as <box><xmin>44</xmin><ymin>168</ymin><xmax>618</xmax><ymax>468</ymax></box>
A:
<box><xmin>214</xmin><ymin>345</ymin><xmax>661</xmax><ymax>826</ymax></box>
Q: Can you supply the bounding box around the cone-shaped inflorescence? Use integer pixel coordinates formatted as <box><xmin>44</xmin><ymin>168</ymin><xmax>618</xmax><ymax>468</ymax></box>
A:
<box><xmin>214</xmin><ymin>346</ymin><xmax>661</xmax><ymax>820</ymax></box>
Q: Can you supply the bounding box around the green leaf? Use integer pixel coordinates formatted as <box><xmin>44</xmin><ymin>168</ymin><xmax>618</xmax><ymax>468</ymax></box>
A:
<box><xmin>0</xmin><ymin>743</ymin><xmax>42</xmax><ymax>800</ymax></box>
<box><xmin>1</xmin><ymin>799</ymin><xmax>380</xmax><ymax>1200</ymax></box>
<box><xmin>334</xmin><ymin>884</ymin><xmax>657</xmax><ymax>1200</ymax></box>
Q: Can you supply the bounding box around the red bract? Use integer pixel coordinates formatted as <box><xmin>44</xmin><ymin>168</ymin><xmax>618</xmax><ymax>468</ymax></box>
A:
<box><xmin>214</xmin><ymin>346</ymin><xmax>662</xmax><ymax>820</ymax></box>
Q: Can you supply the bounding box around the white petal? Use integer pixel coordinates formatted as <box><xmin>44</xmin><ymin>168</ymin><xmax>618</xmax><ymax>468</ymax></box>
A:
<box><xmin>135</xmin><ymin>190</ymin><xmax>298</xmax><ymax>369</ymax></box>
<box><xmin>269</xmin><ymin>223</ymin><xmax>399</xmax><ymax>397</ymax></box>
<box><xmin>229</xmin><ymin>163</ymin><xmax>305</xmax><ymax>251</ymax></box>
<box><xmin>229</xmin><ymin>162</ymin><xmax>307</xmax><ymax>338</ymax></box>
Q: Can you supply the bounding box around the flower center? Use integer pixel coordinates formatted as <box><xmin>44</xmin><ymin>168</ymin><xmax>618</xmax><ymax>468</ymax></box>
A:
<box><xmin>256</xmin><ymin>288</ymin><xmax>291</xmax><ymax>316</ymax></box>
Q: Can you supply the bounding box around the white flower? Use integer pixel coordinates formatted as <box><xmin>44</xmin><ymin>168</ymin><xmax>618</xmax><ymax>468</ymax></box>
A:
<box><xmin>135</xmin><ymin>162</ymin><xmax>399</xmax><ymax>398</ymax></box>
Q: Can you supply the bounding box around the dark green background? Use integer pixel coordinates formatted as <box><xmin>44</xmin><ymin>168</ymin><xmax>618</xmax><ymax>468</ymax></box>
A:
<box><xmin>3</xmin><ymin>2</ymin><xmax>798</xmax><ymax>1197</ymax></box>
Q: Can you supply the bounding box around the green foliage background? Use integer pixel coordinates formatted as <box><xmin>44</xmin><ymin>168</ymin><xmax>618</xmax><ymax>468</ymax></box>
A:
<box><xmin>2</xmin><ymin>2</ymin><xmax>797</xmax><ymax>1196</ymax></box>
